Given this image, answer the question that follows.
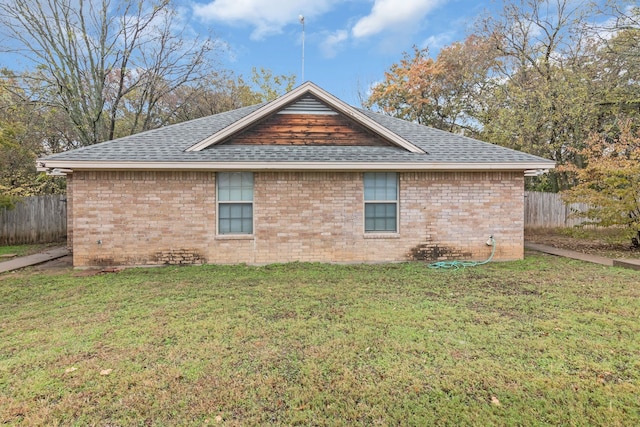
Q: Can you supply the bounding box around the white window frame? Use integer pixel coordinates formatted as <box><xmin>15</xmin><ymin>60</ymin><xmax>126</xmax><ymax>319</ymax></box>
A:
<box><xmin>363</xmin><ymin>172</ymin><xmax>399</xmax><ymax>233</ymax></box>
<box><xmin>216</xmin><ymin>172</ymin><xmax>254</xmax><ymax>235</ymax></box>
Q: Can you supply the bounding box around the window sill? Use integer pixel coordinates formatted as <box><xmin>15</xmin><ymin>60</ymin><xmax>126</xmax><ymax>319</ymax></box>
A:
<box><xmin>215</xmin><ymin>234</ymin><xmax>254</xmax><ymax>240</ymax></box>
<box><xmin>363</xmin><ymin>233</ymin><xmax>400</xmax><ymax>239</ymax></box>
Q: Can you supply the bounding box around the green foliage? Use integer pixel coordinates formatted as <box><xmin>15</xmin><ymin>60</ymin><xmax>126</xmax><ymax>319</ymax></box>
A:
<box><xmin>0</xmin><ymin>193</ymin><xmax>18</xmax><ymax>209</ymax></box>
<box><xmin>249</xmin><ymin>67</ymin><xmax>297</xmax><ymax>103</ymax></box>
<box><xmin>1</xmin><ymin>259</ymin><xmax>639</xmax><ymax>425</ymax></box>
<box><xmin>0</xmin><ymin>73</ymin><xmax>66</xmax><ymax>198</ymax></box>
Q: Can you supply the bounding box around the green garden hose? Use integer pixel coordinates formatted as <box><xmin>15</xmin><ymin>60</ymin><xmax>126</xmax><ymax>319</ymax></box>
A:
<box><xmin>428</xmin><ymin>236</ymin><xmax>496</xmax><ymax>269</ymax></box>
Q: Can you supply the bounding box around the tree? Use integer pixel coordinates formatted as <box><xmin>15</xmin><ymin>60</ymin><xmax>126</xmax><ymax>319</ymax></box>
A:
<box><xmin>0</xmin><ymin>71</ymin><xmax>65</xmax><ymax>203</ymax></box>
<box><xmin>248</xmin><ymin>67</ymin><xmax>297</xmax><ymax>103</ymax></box>
<box><xmin>477</xmin><ymin>0</ymin><xmax>600</xmax><ymax>191</ymax></box>
<box><xmin>367</xmin><ymin>0</ymin><xmax>620</xmax><ymax>191</ymax></box>
<box><xmin>590</xmin><ymin>3</ymin><xmax>640</xmax><ymax>121</ymax></box>
<box><xmin>561</xmin><ymin>119</ymin><xmax>640</xmax><ymax>241</ymax></box>
<box><xmin>0</xmin><ymin>0</ymin><xmax>217</xmax><ymax>146</ymax></box>
<box><xmin>365</xmin><ymin>37</ymin><xmax>499</xmax><ymax>134</ymax></box>
<box><xmin>118</xmin><ymin>68</ymin><xmax>296</xmax><ymax>132</ymax></box>
<box><xmin>365</xmin><ymin>47</ymin><xmax>444</xmax><ymax>126</ymax></box>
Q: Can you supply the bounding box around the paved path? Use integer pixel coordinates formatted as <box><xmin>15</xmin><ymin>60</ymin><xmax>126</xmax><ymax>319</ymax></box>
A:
<box><xmin>0</xmin><ymin>247</ymin><xmax>69</xmax><ymax>273</ymax></box>
<box><xmin>525</xmin><ymin>242</ymin><xmax>640</xmax><ymax>270</ymax></box>
<box><xmin>524</xmin><ymin>242</ymin><xmax>613</xmax><ymax>266</ymax></box>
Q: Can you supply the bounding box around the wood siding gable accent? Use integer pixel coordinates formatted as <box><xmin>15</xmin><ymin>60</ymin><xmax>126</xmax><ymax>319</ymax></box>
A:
<box><xmin>221</xmin><ymin>113</ymin><xmax>394</xmax><ymax>146</ymax></box>
<box><xmin>186</xmin><ymin>82</ymin><xmax>426</xmax><ymax>153</ymax></box>
<box><xmin>221</xmin><ymin>96</ymin><xmax>394</xmax><ymax>147</ymax></box>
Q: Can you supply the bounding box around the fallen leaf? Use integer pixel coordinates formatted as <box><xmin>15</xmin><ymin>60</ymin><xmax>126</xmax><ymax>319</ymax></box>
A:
<box><xmin>65</xmin><ymin>367</ymin><xmax>77</xmax><ymax>373</ymax></box>
<box><xmin>215</xmin><ymin>415</ymin><xmax>223</xmax><ymax>423</ymax></box>
<box><xmin>491</xmin><ymin>396</ymin><xmax>501</xmax><ymax>406</ymax></box>
<box><xmin>100</xmin><ymin>369</ymin><xmax>113</xmax><ymax>376</ymax></box>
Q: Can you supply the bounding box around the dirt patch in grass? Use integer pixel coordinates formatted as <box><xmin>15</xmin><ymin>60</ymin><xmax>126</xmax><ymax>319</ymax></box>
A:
<box><xmin>526</xmin><ymin>227</ymin><xmax>640</xmax><ymax>259</ymax></box>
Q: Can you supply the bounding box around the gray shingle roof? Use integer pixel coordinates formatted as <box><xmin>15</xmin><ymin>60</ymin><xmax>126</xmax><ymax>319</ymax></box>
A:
<box><xmin>40</xmin><ymin>92</ymin><xmax>554</xmax><ymax>168</ymax></box>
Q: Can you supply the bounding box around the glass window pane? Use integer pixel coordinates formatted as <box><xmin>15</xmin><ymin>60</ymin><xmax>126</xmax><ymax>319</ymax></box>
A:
<box><xmin>364</xmin><ymin>172</ymin><xmax>397</xmax><ymax>201</ymax></box>
<box><xmin>241</xmin><ymin>187</ymin><xmax>253</xmax><ymax>201</ymax></box>
<box><xmin>227</xmin><ymin>186</ymin><xmax>240</xmax><ymax>200</ymax></box>
<box><xmin>218</xmin><ymin>186</ymin><xmax>229</xmax><ymax>201</ymax></box>
<box><xmin>364</xmin><ymin>187</ymin><xmax>375</xmax><ymax>200</ymax></box>
<box><xmin>228</xmin><ymin>172</ymin><xmax>242</xmax><ymax>187</ymax></box>
<box><xmin>219</xmin><ymin>219</ymin><xmax>231</xmax><ymax>234</ymax></box>
<box><xmin>229</xmin><ymin>218</ymin><xmax>241</xmax><ymax>233</ymax></box>
<box><xmin>230</xmin><ymin>204</ymin><xmax>242</xmax><ymax>217</ymax></box>
<box><xmin>386</xmin><ymin>204</ymin><xmax>396</xmax><ymax>216</ymax></box>
<box><xmin>219</xmin><ymin>202</ymin><xmax>252</xmax><ymax>234</ymax></box>
<box><xmin>218</xmin><ymin>172</ymin><xmax>253</xmax><ymax>202</ymax></box>
<box><xmin>365</xmin><ymin>217</ymin><xmax>374</xmax><ymax>231</ymax></box>
<box><xmin>365</xmin><ymin>202</ymin><xmax>397</xmax><ymax>232</ymax></box>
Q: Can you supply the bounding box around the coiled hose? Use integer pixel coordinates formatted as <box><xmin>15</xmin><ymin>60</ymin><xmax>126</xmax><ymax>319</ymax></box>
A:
<box><xmin>428</xmin><ymin>236</ymin><xmax>496</xmax><ymax>269</ymax></box>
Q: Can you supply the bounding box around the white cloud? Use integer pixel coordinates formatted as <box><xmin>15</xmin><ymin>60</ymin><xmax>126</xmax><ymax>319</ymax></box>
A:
<box><xmin>193</xmin><ymin>0</ymin><xmax>338</xmax><ymax>40</ymax></box>
<box><xmin>352</xmin><ymin>0</ymin><xmax>444</xmax><ymax>39</ymax></box>
<box><xmin>421</xmin><ymin>31</ymin><xmax>454</xmax><ymax>51</ymax></box>
<box><xmin>320</xmin><ymin>29</ymin><xmax>349</xmax><ymax>58</ymax></box>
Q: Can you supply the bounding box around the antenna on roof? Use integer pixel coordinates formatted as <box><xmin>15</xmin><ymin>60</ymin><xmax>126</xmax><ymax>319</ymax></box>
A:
<box><xmin>299</xmin><ymin>15</ymin><xmax>305</xmax><ymax>82</ymax></box>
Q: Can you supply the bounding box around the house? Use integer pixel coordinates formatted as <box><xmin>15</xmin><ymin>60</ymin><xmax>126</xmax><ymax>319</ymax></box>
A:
<box><xmin>37</xmin><ymin>82</ymin><xmax>555</xmax><ymax>267</ymax></box>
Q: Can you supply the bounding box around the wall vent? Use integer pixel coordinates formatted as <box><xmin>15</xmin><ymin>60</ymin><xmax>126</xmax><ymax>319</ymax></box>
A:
<box><xmin>277</xmin><ymin>95</ymin><xmax>338</xmax><ymax>115</ymax></box>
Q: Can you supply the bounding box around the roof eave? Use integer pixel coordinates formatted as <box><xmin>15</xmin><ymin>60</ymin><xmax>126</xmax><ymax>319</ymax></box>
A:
<box><xmin>37</xmin><ymin>159</ymin><xmax>556</xmax><ymax>173</ymax></box>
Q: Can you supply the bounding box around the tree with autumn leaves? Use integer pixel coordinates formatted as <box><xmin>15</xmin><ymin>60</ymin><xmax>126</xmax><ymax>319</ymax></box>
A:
<box><xmin>562</xmin><ymin>120</ymin><xmax>640</xmax><ymax>239</ymax></box>
<box><xmin>365</xmin><ymin>35</ymin><xmax>498</xmax><ymax>136</ymax></box>
<box><xmin>367</xmin><ymin>0</ymin><xmax>640</xmax><ymax>194</ymax></box>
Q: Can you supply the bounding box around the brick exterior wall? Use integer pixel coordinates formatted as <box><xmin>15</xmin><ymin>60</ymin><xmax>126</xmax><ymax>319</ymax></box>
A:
<box><xmin>68</xmin><ymin>170</ymin><xmax>524</xmax><ymax>267</ymax></box>
<box><xmin>66</xmin><ymin>174</ymin><xmax>74</xmax><ymax>251</ymax></box>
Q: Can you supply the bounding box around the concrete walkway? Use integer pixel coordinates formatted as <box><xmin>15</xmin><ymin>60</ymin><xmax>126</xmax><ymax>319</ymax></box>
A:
<box><xmin>0</xmin><ymin>247</ymin><xmax>69</xmax><ymax>273</ymax></box>
<box><xmin>525</xmin><ymin>242</ymin><xmax>640</xmax><ymax>271</ymax></box>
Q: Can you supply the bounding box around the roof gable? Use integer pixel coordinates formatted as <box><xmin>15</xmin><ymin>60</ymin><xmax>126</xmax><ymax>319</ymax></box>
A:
<box><xmin>186</xmin><ymin>82</ymin><xmax>426</xmax><ymax>154</ymax></box>
<box><xmin>218</xmin><ymin>95</ymin><xmax>395</xmax><ymax>148</ymax></box>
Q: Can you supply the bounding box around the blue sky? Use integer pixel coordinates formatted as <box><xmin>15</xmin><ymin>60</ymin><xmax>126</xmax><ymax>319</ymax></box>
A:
<box><xmin>188</xmin><ymin>0</ymin><xmax>501</xmax><ymax>105</ymax></box>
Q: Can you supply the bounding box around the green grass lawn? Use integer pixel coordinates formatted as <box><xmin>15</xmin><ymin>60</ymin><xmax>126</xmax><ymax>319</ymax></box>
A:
<box><xmin>1</xmin><ymin>255</ymin><xmax>639</xmax><ymax>426</ymax></box>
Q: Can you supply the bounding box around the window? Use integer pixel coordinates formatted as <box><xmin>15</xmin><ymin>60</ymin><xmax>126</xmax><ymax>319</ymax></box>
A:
<box><xmin>364</xmin><ymin>172</ymin><xmax>398</xmax><ymax>232</ymax></box>
<box><xmin>217</xmin><ymin>172</ymin><xmax>253</xmax><ymax>234</ymax></box>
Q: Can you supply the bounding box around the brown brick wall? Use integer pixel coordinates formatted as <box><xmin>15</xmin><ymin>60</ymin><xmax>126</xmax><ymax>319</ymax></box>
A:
<box><xmin>68</xmin><ymin>170</ymin><xmax>524</xmax><ymax>266</ymax></box>
<box><xmin>66</xmin><ymin>174</ymin><xmax>74</xmax><ymax>251</ymax></box>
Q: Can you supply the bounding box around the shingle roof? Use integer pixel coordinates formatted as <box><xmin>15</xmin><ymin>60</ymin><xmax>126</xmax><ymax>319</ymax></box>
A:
<box><xmin>38</xmin><ymin>83</ymin><xmax>554</xmax><ymax>171</ymax></box>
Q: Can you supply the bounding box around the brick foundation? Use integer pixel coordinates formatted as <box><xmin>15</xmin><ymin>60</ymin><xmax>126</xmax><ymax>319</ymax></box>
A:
<box><xmin>68</xmin><ymin>170</ymin><xmax>524</xmax><ymax>267</ymax></box>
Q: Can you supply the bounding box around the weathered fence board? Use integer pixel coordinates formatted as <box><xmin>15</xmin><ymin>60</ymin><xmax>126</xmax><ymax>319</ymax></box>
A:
<box><xmin>0</xmin><ymin>195</ymin><xmax>67</xmax><ymax>245</ymax></box>
<box><xmin>525</xmin><ymin>191</ymin><xmax>589</xmax><ymax>228</ymax></box>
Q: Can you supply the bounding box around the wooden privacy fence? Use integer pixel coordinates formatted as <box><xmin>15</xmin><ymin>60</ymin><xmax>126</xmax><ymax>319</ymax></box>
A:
<box><xmin>0</xmin><ymin>195</ymin><xmax>67</xmax><ymax>245</ymax></box>
<box><xmin>525</xmin><ymin>191</ymin><xmax>589</xmax><ymax>228</ymax></box>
